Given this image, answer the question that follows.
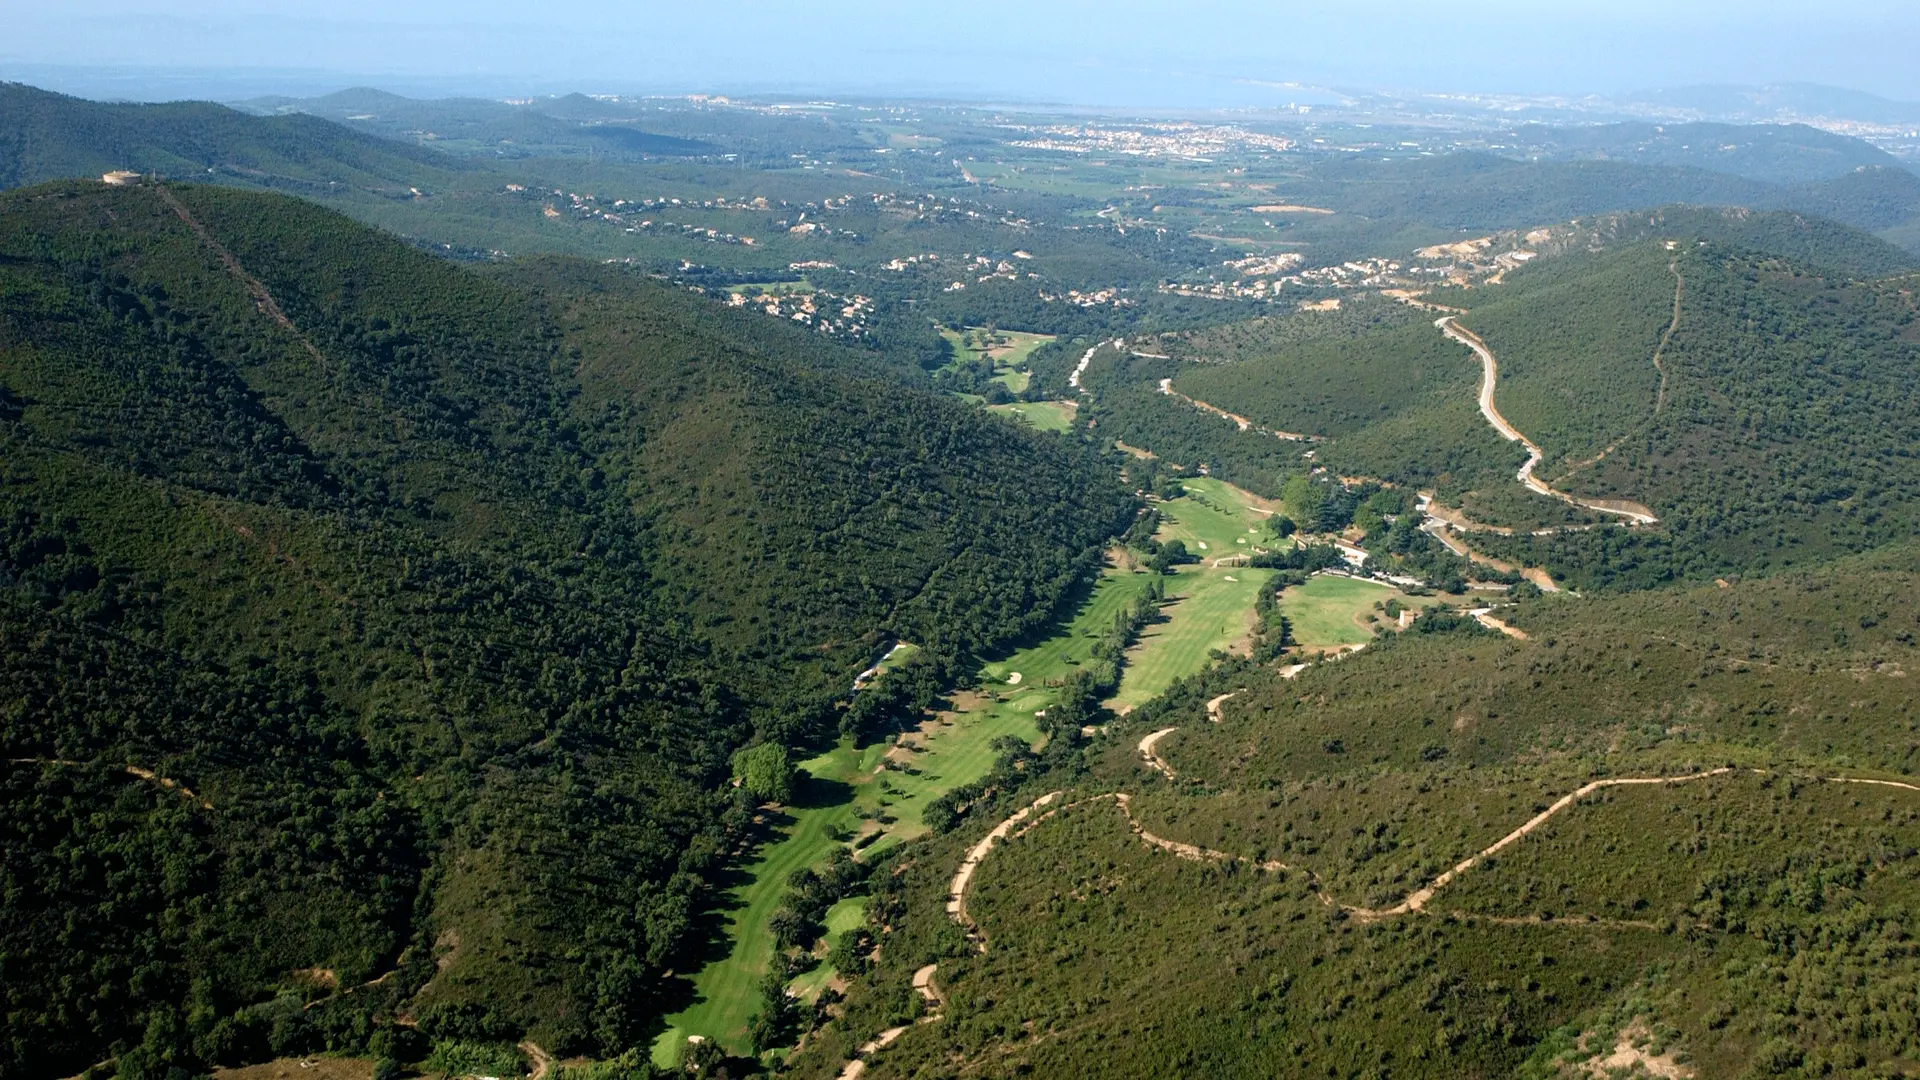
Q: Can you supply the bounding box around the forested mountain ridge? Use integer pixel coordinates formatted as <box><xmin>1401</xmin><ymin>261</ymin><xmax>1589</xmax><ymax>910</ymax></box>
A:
<box><xmin>1293</xmin><ymin>152</ymin><xmax>1920</xmax><ymax>247</ymax></box>
<box><xmin>0</xmin><ymin>82</ymin><xmax>458</xmax><ymax>194</ymax></box>
<box><xmin>1167</xmin><ymin>222</ymin><xmax>1920</xmax><ymax>588</ymax></box>
<box><xmin>1503</xmin><ymin>121</ymin><xmax>1904</xmax><ymax>184</ymax></box>
<box><xmin>0</xmin><ymin>179</ymin><xmax>1132</xmax><ymax>1077</ymax></box>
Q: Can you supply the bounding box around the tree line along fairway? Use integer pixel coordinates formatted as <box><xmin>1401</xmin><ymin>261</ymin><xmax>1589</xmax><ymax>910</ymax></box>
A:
<box><xmin>651</xmin><ymin>566</ymin><xmax>1169</xmax><ymax>1061</ymax></box>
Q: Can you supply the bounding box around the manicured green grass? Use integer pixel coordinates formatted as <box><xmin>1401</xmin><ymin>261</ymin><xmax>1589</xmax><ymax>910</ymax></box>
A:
<box><xmin>1275</xmin><ymin>573</ymin><xmax>1404</xmax><ymax>647</ymax></box>
<box><xmin>872</xmin><ymin>641</ymin><xmax>920</xmax><ymax>677</ymax></box>
<box><xmin>1107</xmin><ymin>565</ymin><xmax>1271</xmax><ymax>712</ymax></box>
<box><xmin>1152</xmin><ymin>477</ymin><xmax>1279</xmax><ymax>558</ymax></box>
<box><xmin>988</xmin><ymin>400</ymin><xmax>1077</xmax><ymax>432</ymax></box>
<box><xmin>653</xmin><ymin>567</ymin><xmax>1165</xmax><ymax>1060</ymax></box>
<box><xmin>786</xmin><ymin>897</ymin><xmax>870</xmax><ymax>1003</ymax></box>
<box><xmin>1103</xmin><ymin>480</ymin><xmax>1282</xmax><ymax>711</ymax></box>
<box><xmin>942</xmin><ymin>327</ymin><xmax>1055</xmax><ymax>379</ymax></box>
<box><xmin>652</xmin><ymin>794</ymin><xmax>860</xmax><ymax>1063</ymax></box>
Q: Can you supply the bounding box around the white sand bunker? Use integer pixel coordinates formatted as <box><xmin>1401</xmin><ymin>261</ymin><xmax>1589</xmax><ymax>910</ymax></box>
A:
<box><xmin>1006</xmin><ymin>671</ymin><xmax>1023</xmax><ymax>685</ymax></box>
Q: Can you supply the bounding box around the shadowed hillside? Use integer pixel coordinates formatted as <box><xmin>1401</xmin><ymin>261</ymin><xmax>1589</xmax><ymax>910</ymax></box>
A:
<box><xmin>0</xmin><ymin>179</ymin><xmax>1132</xmax><ymax>1077</ymax></box>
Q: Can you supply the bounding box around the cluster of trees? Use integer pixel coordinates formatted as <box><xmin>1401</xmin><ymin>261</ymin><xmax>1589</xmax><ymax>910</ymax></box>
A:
<box><xmin>841</xmin><ymin>655</ymin><xmax>950</xmax><ymax>745</ymax></box>
<box><xmin>1247</xmin><ymin>543</ymin><xmax>1347</xmax><ymax>573</ymax></box>
<box><xmin>1248</xmin><ymin>572</ymin><xmax>1300</xmax><ymax>662</ymax></box>
<box><xmin>1040</xmin><ymin>578</ymin><xmax>1166</xmax><ymax>739</ymax></box>
<box><xmin>751</xmin><ymin>850</ymin><xmax>873</xmax><ymax>1052</ymax></box>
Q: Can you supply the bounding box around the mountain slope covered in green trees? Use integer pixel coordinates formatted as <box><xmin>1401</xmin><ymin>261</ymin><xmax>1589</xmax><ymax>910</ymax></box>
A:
<box><xmin>1169</xmin><ymin>218</ymin><xmax>1920</xmax><ymax>586</ymax></box>
<box><xmin>0</xmin><ymin>179</ymin><xmax>1132</xmax><ymax>1078</ymax></box>
<box><xmin>792</xmin><ymin>548</ymin><xmax>1920</xmax><ymax>1080</ymax></box>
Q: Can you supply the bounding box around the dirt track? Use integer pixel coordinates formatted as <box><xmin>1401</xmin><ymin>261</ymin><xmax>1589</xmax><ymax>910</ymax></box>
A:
<box><xmin>1344</xmin><ymin>768</ymin><xmax>1736</xmax><ymax>918</ymax></box>
<box><xmin>1137</xmin><ymin>728</ymin><xmax>1180</xmax><ymax>778</ymax></box>
<box><xmin>949</xmin><ymin>765</ymin><xmax>1920</xmax><ymax>940</ymax></box>
<box><xmin>1157</xmin><ymin>379</ymin><xmax>1313</xmax><ymax>441</ymax></box>
<box><xmin>876</xmin><ymin>762</ymin><xmax>1920</xmax><ymax>1080</ymax></box>
<box><xmin>946</xmin><ymin>791</ymin><xmax>1062</xmax><ymax>928</ymax></box>
<box><xmin>14</xmin><ymin>758</ymin><xmax>213</xmax><ymax>809</ymax></box>
<box><xmin>156</xmin><ymin>186</ymin><xmax>328</xmax><ymax>371</ymax></box>
<box><xmin>1436</xmin><ymin>317</ymin><xmax>1657</xmax><ymax>526</ymax></box>
<box><xmin>1467</xmin><ymin>608</ymin><xmax>1528</xmax><ymax>640</ymax></box>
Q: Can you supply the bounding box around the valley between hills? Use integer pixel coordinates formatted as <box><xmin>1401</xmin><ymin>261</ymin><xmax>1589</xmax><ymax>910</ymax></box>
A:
<box><xmin>6</xmin><ymin>79</ymin><xmax>1920</xmax><ymax>1080</ymax></box>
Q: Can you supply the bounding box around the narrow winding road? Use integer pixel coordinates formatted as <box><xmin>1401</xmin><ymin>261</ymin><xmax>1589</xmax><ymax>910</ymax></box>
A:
<box><xmin>834</xmin><ymin>759</ymin><xmax>1920</xmax><ymax>1077</ymax></box>
<box><xmin>1436</xmin><ymin>317</ymin><xmax>1657</xmax><ymax>526</ymax></box>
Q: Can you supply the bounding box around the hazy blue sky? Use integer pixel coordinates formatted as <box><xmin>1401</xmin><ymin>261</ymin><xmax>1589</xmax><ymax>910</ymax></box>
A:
<box><xmin>4</xmin><ymin>0</ymin><xmax>1918</xmax><ymax>105</ymax></box>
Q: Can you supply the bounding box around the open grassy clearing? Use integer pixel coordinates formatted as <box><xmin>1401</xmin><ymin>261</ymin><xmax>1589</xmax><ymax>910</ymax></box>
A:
<box><xmin>988</xmin><ymin>399</ymin><xmax>1077</xmax><ymax>432</ymax></box>
<box><xmin>941</xmin><ymin>326</ymin><xmax>1054</xmax><ymax>371</ymax></box>
<box><xmin>1277</xmin><ymin>573</ymin><xmax>1425</xmax><ymax>648</ymax></box>
<box><xmin>1107</xmin><ymin>565</ymin><xmax>1270</xmax><ymax>712</ymax></box>
<box><xmin>1153</xmin><ymin>476</ymin><xmax>1282</xmax><ymax>558</ymax></box>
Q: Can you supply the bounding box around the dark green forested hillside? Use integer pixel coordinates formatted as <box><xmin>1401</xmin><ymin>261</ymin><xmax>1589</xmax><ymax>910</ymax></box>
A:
<box><xmin>1291</xmin><ymin>153</ymin><xmax>1920</xmax><ymax>248</ymax></box>
<box><xmin>1158</xmin><ymin>220</ymin><xmax>1920</xmax><ymax>587</ymax></box>
<box><xmin>0</xmin><ymin>179</ymin><xmax>1132</xmax><ymax>1078</ymax></box>
<box><xmin>1170</xmin><ymin>316</ymin><xmax>1521</xmax><ymax>495</ymax></box>
<box><xmin>0</xmin><ymin>82</ymin><xmax>457</xmax><ymax>195</ymax></box>
<box><xmin>1508</xmin><ymin>121</ymin><xmax>1902</xmax><ymax>184</ymax></box>
<box><xmin>1481</xmin><ymin>252</ymin><xmax>1920</xmax><ymax>587</ymax></box>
